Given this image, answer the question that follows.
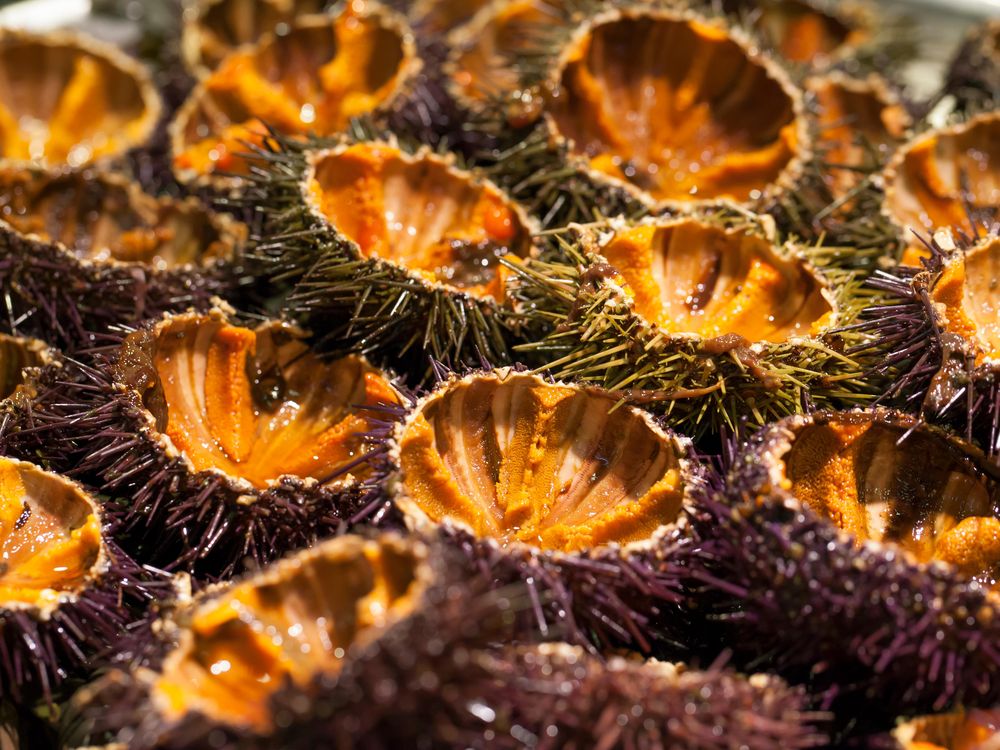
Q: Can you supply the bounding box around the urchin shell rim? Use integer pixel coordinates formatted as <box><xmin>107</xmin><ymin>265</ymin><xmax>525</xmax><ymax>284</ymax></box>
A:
<box><xmin>736</xmin><ymin>405</ymin><xmax>1000</xmax><ymax>597</ymax></box>
<box><xmin>168</xmin><ymin>6</ymin><xmax>424</xmax><ymax>192</ymax></box>
<box><xmin>115</xmin><ymin>306</ymin><xmax>401</xmax><ymax>497</ymax></box>
<box><xmin>0</xmin><ymin>27</ymin><xmax>162</xmax><ymax>169</ymax></box>
<box><xmin>300</xmin><ymin>138</ymin><xmax>543</xmax><ymax>304</ymax></box>
<box><xmin>0</xmin><ymin>162</ymin><xmax>247</xmax><ymax>274</ymax></box>
<box><xmin>881</xmin><ymin>109</ymin><xmax>1000</xmax><ymax>246</ymax></box>
<box><xmin>386</xmin><ymin>366</ymin><xmax>704</xmax><ymax>561</ymax></box>
<box><xmin>804</xmin><ymin>69</ymin><xmax>914</xmax><ymax>141</ymax></box>
<box><xmin>540</xmin><ymin>3</ymin><xmax>815</xmax><ymax>214</ymax></box>
<box><xmin>0</xmin><ymin>455</ymin><xmax>111</xmax><ymax>618</ymax></box>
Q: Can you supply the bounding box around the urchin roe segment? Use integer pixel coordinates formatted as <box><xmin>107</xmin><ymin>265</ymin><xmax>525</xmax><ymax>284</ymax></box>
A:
<box><xmin>901</xmin><ymin>709</ymin><xmax>1000</xmax><ymax>750</ymax></box>
<box><xmin>174</xmin><ymin>8</ymin><xmax>409</xmax><ymax>177</ymax></box>
<box><xmin>886</xmin><ymin>113</ymin><xmax>1000</xmax><ymax>237</ymax></box>
<box><xmin>547</xmin><ymin>12</ymin><xmax>800</xmax><ymax>204</ymax></box>
<box><xmin>451</xmin><ymin>0</ymin><xmax>566</xmax><ymax>103</ymax></box>
<box><xmin>307</xmin><ymin>143</ymin><xmax>531</xmax><ymax>299</ymax></box>
<box><xmin>783</xmin><ymin>418</ymin><xmax>1000</xmax><ymax>587</ymax></box>
<box><xmin>755</xmin><ymin>0</ymin><xmax>856</xmax><ymax>63</ymax></box>
<box><xmin>0</xmin><ymin>39</ymin><xmax>150</xmax><ymax>166</ymax></box>
<box><xmin>397</xmin><ymin>374</ymin><xmax>685</xmax><ymax>553</ymax></box>
<box><xmin>0</xmin><ymin>458</ymin><xmax>102</xmax><ymax>606</ymax></box>
<box><xmin>930</xmin><ymin>237</ymin><xmax>1000</xmax><ymax>365</ymax></box>
<box><xmin>152</xmin><ymin>537</ymin><xmax>422</xmax><ymax>731</ymax></box>
<box><xmin>147</xmin><ymin>315</ymin><xmax>400</xmax><ymax>488</ymax></box>
<box><xmin>0</xmin><ymin>333</ymin><xmax>44</xmax><ymax>400</ymax></box>
<box><xmin>599</xmin><ymin>221</ymin><xmax>832</xmax><ymax>342</ymax></box>
<box><xmin>0</xmin><ymin>167</ymin><xmax>233</xmax><ymax>268</ymax></box>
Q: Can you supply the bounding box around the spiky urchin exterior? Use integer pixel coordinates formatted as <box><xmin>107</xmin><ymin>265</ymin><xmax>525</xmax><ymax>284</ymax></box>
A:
<box><xmin>0</xmin><ymin>165</ymin><xmax>247</xmax><ymax>353</ymax></box>
<box><xmin>685</xmin><ymin>408</ymin><xmax>1000</xmax><ymax>729</ymax></box>
<box><xmin>944</xmin><ymin>19</ymin><xmax>1000</xmax><ymax>115</ymax></box>
<box><xmin>506</xmin><ymin>208</ymin><xmax>889</xmax><ymax>442</ymax></box>
<box><xmin>241</xmin><ymin>129</ymin><xmax>540</xmax><ymax>373</ymax></box>
<box><xmin>0</xmin><ymin>456</ymin><xmax>171</xmax><ymax>706</ymax></box>
<box><xmin>374</xmin><ymin>366</ymin><xmax>711</xmax><ymax>655</ymax></box>
<box><xmin>0</xmin><ymin>309</ymin><xmax>397</xmax><ymax>581</ymax></box>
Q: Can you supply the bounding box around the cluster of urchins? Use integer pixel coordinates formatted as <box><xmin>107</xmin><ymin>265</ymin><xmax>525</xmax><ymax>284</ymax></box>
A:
<box><xmin>0</xmin><ymin>0</ymin><xmax>998</xmax><ymax>748</ymax></box>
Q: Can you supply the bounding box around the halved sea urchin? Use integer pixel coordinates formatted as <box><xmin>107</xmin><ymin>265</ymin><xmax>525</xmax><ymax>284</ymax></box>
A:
<box><xmin>384</xmin><ymin>367</ymin><xmax>705</xmax><ymax>652</ymax></box>
<box><xmin>689</xmin><ymin>408</ymin><xmax>1000</xmax><ymax>722</ymax></box>
<box><xmin>0</xmin><ymin>163</ymin><xmax>246</xmax><ymax>351</ymax></box>
<box><xmin>252</xmin><ymin>135</ymin><xmax>537</xmax><ymax>370</ymax></box>
<box><xmin>13</xmin><ymin>309</ymin><xmax>403</xmax><ymax>579</ymax></box>
<box><xmin>171</xmin><ymin>2</ymin><xmax>419</xmax><ymax>187</ymax></box>
<box><xmin>0</xmin><ymin>333</ymin><xmax>49</xmax><ymax>402</ymax></box>
<box><xmin>0</xmin><ymin>28</ymin><xmax>160</xmax><ymax>167</ymax></box>
<box><xmin>893</xmin><ymin>707</ymin><xmax>1000</xmax><ymax>749</ymax></box>
<box><xmin>508</xmin><ymin>209</ymin><xmax>879</xmax><ymax>438</ymax></box>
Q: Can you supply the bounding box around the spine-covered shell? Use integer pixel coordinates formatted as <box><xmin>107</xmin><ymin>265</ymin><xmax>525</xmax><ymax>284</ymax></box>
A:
<box><xmin>688</xmin><ymin>408</ymin><xmax>1000</xmax><ymax>725</ymax></box>
<box><xmin>945</xmin><ymin>19</ymin><xmax>1000</xmax><ymax>115</ymax></box>
<box><xmin>4</xmin><ymin>308</ymin><xmax>403</xmax><ymax>580</ymax></box>
<box><xmin>0</xmin><ymin>28</ymin><xmax>161</xmax><ymax>168</ymax></box>
<box><xmin>383</xmin><ymin>367</ymin><xmax>707</xmax><ymax>653</ymax></box>
<box><xmin>882</xmin><ymin>110</ymin><xmax>1000</xmax><ymax>266</ymax></box>
<box><xmin>170</xmin><ymin>3</ymin><xmax>421</xmax><ymax>190</ymax></box>
<box><xmin>0</xmin><ymin>163</ymin><xmax>246</xmax><ymax>351</ymax></box>
<box><xmin>0</xmin><ymin>455</ymin><xmax>166</xmax><ymax>704</ymax></box>
<box><xmin>508</xmin><ymin>209</ymin><xmax>885</xmax><ymax>440</ymax></box>
<box><xmin>249</xmin><ymin>134</ymin><xmax>538</xmax><ymax>372</ymax></box>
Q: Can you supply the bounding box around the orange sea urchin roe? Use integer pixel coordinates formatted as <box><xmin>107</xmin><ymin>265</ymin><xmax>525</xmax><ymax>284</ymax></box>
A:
<box><xmin>150</xmin><ymin>316</ymin><xmax>399</xmax><ymax>488</ymax></box>
<box><xmin>153</xmin><ymin>537</ymin><xmax>422</xmax><ymax>731</ymax></box>
<box><xmin>784</xmin><ymin>419</ymin><xmax>1000</xmax><ymax>588</ymax></box>
<box><xmin>600</xmin><ymin>221</ymin><xmax>832</xmax><ymax>342</ymax></box>
<box><xmin>398</xmin><ymin>373</ymin><xmax>685</xmax><ymax>553</ymax></box>
<box><xmin>930</xmin><ymin>238</ymin><xmax>1000</xmax><ymax>366</ymax></box>
<box><xmin>548</xmin><ymin>13</ymin><xmax>800</xmax><ymax>204</ymax></box>
<box><xmin>174</xmin><ymin>9</ymin><xmax>408</xmax><ymax>177</ymax></box>
<box><xmin>901</xmin><ymin>709</ymin><xmax>1000</xmax><ymax>750</ymax></box>
<box><xmin>0</xmin><ymin>458</ymin><xmax>102</xmax><ymax>607</ymax></box>
<box><xmin>308</xmin><ymin>143</ymin><xmax>530</xmax><ymax>300</ymax></box>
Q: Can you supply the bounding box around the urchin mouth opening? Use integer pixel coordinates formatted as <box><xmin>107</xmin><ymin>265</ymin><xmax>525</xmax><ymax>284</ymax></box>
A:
<box><xmin>0</xmin><ymin>333</ymin><xmax>46</xmax><ymax>401</ymax></box>
<box><xmin>0</xmin><ymin>166</ymin><xmax>237</xmax><ymax>270</ymax></box>
<box><xmin>0</xmin><ymin>457</ymin><xmax>104</xmax><ymax>611</ymax></box>
<box><xmin>395</xmin><ymin>371</ymin><xmax>688</xmax><ymax>554</ymax></box>
<box><xmin>597</xmin><ymin>220</ymin><xmax>833</xmax><ymax>344</ymax></box>
<box><xmin>930</xmin><ymin>237</ymin><xmax>1000</xmax><ymax>366</ymax></box>
<box><xmin>151</xmin><ymin>535</ymin><xmax>426</xmax><ymax>732</ymax></box>
<box><xmin>780</xmin><ymin>417</ymin><xmax>1000</xmax><ymax>588</ymax></box>
<box><xmin>115</xmin><ymin>313</ymin><xmax>401</xmax><ymax>490</ymax></box>
<box><xmin>0</xmin><ymin>30</ymin><xmax>158</xmax><ymax>167</ymax></box>
<box><xmin>173</xmin><ymin>8</ymin><xmax>415</xmax><ymax>179</ymax></box>
<box><xmin>546</xmin><ymin>10</ymin><xmax>802</xmax><ymax>205</ymax></box>
<box><xmin>305</xmin><ymin>143</ymin><xmax>534</xmax><ymax>301</ymax></box>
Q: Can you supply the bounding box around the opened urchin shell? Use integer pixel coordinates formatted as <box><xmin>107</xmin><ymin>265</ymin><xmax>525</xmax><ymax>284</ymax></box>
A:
<box><xmin>250</xmin><ymin>134</ymin><xmax>539</xmax><ymax>372</ymax></box>
<box><xmin>687</xmin><ymin>407</ymin><xmax>1000</xmax><ymax>727</ymax></box>
<box><xmin>407</xmin><ymin>0</ymin><xmax>493</xmax><ymax>36</ymax></box>
<box><xmin>0</xmin><ymin>163</ymin><xmax>247</xmax><ymax>352</ymax></box>
<box><xmin>0</xmin><ymin>28</ymin><xmax>161</xmax><ymax>168</ymax></box>
<box><xmin>0</xmin><ymin>455</ymin><xmax>165</xmax><ymax>704</ymax></box>
<box><xmin>507</xmin><ymin>209</ymin><xmax>885</xmax><ymax>441</ymax></box>
<box><xmin>891</xmin><ymin>707</ymin><xmax>1000</xmax><ymax>749</ymax></box>
<box><xmin>68</xmin><ymin>533</ymin><xmax>434</xmax><ymax>749</ymax></box>
<box><xmin>381</xmin><ymin>367</ymin><xmax>707</xmax><ymax>654</ymax></box>
<box><xmin>882</xmin><ymin>110</ymin><xmax>1000</xmax><ymax>266</ymax></box>
<box><xmin>170</xmin><ymin>2</ymin><xmax>420</xmax><ymax>190</ymax></box>
<box><xmin>517</xmin><ymin>3</ymin><xmax>812</xmax><ymax>214</ymax></box>
<box><xmin>180</xmin><ymin>0</ymin><xmax>332</xmax><ymax>75</ymax></box>
<box><xmin>0</xmin><ymin>332</ymin><xmax>50</xmax><ymax>402</ymax></box>
<box><xmin>945</xmin><ymin>19</ymin><xmax>1000</xmax><ymax>115</ymax></box>
<box><xmin>8</xmin><ymin>308</ymin><xmax>404</xmax><ymax>580</ymax></box>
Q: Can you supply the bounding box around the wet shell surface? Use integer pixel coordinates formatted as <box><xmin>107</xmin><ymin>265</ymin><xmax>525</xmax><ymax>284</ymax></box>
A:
<box><xmin>0</xmin><ymin>29</ymin><xmax>160</xmax><ymax>167</ymax></box>
<box><xmin>118</xmin><ymin>310</ymin><xmax>401</xmax><ymax>489</ymax></box>
<box><xmin>392</xmin><ymin>369</ymin><xmax>694</xmax><ymax>554</ymax></box>
<box><xmin>594</xmin><ymin>216</ymin><xmax>834</xmax><ymax>343</ymax></box>
<box><xmin>172</xmin><ymin>4</ymin><xmax>419</xmax><ymax>184</ymax></box>
<box><xmin>304</xmin><ymin>141</ymin><xmax>534</xmax><ymax>301</ymax></box>
<box><xmin>544</xmin><ymin>7</ymin><xmax>808</xmax><ymax>207</ymax></box>
<box><xmin>0</xmin><ymin>456</ymin><xmax>105</xmax><ymax>614</ymax></box>
<box><xmin>149</xmin><ymin>534</ymin><xmax>428</xmax><ymax>732</ymax></box>
<box><xmin>883</xmin><ymin>110</ymin><xmax>1000</xmax><ymax>261</ymax></box>
<box><xmin>181</xmin><ymin>0</ymin><xmax>330</xmax><ymax>74</ymax></box>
